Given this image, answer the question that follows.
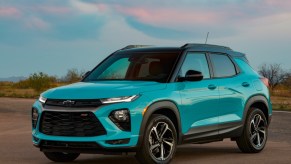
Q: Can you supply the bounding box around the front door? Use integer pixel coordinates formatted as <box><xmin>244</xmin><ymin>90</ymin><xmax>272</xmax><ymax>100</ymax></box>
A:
<box><xmin>178</xmin><ymin>52</ymin><xmax>220</xmax><ymax>137</ymax></box>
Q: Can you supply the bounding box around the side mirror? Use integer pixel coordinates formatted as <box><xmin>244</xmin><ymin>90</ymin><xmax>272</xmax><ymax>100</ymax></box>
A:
<box><xmin>178</xmin><ymin>70</ymin><xmax>203</xmax><ymax>82</ymax></box>
<box><xmin>82</xmin><ymin>71</ymin><xmax>91</xmax><ymax>79</ymax></box>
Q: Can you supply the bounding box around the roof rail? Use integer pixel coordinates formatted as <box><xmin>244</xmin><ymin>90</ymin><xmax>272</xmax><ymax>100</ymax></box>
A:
<box><xmin>121</xmin><ymin>45</ymin><xmax>153</xmax><ymax>50</ymax></box>
<box><xmin>181</xmin><ymin>43</ymin><xmax>232</xmax><ymax>50</ymax></box>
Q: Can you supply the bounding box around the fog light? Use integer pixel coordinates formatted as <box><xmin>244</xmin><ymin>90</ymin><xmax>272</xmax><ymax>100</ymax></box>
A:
<box><xmin>113</xmin><ymin>110</ymin><xmax>129</xmax><ymax>121</ymax></box>
<box><xmin>109</xmin><ymin>109</ymin><xmax>131</xmax><ymax>131</ymax></box>
<box><xmin>32</xmin><ymin>108</ymin><xmax>39</xmax><ymax>129</ymax></box>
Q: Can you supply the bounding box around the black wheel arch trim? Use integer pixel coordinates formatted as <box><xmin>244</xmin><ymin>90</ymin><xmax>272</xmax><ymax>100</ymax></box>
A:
<box><xmin>137</xmin><ymin>100</ymin><xmax>183</xmax><ymax>148</ymax></box>
<box><xmin>243</xmin><ymin>94</ymin><xmax>270</xmax><ymax>125</ymax></box>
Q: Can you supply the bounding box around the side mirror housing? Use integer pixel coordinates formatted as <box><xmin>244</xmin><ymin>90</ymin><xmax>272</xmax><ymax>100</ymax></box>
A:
<box><xmin>178</xmin><ymin>70</ymin><xmax>203</xmax><ymax>82</ymax></box>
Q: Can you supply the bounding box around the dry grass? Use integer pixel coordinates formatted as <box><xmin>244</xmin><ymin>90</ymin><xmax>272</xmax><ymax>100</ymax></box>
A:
<box><xmin>0</xmin><ymin>82</ymin><xmax>38</xmax><ymax>98</ymax></box>
<box><xmin>0</xmin><ymin>88</ymin><xmax>37</xmax><ymax>98</ymax></box>
<box><xmin>0</xmin><ymin>81</ymin><xmax>60</xmax><ymax>98</ymax></box>
<box><xmin>271</xmin><ymin>96</ymin><xmax>291</xmax><ymax>111</ymax></box>
<box><xmin>1</xmin><ymin>82</ymin><xmax>291</xmax><ymax>111</ymax></box>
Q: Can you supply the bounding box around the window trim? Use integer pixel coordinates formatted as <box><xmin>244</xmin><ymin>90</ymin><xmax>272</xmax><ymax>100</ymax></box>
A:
<box><xmin>208</xmin><ymin>53</ymin><xmax>241</xmax><ymax>79</ymax></box>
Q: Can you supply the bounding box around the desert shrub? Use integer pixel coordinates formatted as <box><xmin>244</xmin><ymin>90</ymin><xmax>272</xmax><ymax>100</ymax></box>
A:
<box><xmin>61</xmin><ymin>68</ymin><xmax>84</xmax><ymax>83</ymax></box>
<box><xmin>14</xmin><ymin>72</ymin><xmax>57</xmax><ymax>93</ymax></box>
<box><xmin>14</xmin><ymin>80</ymin><xmax>30</xmax><ymax>89</ymax></box>
<box><xmin>28</xmin><ymin>72</ymin><xmax>57</xmax><ymax>92</ymax></box>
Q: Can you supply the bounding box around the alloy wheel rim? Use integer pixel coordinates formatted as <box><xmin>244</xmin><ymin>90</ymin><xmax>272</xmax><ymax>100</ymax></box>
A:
<box><xmin>249</xmin><ymin>114</ymin><xmax>267</xmax><ymax>148</ymax></box>
<box><xmin>149</xmin><ymin>122</ymin><xmax>174</xmax><ymax>161</ymax></box>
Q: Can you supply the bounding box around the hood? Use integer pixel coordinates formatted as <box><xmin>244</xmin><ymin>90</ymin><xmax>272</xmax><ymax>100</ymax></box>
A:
<box><xmin>42</xmin><ymin>81</ymin><xmax>166</xmax><ymax>99</ymax></box>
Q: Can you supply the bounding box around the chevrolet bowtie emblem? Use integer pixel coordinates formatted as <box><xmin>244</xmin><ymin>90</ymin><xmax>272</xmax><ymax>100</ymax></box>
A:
<box><xmin>62</xmin><ymin>100</ymin><xmax>75</xmax><ymax>106</ymax></box>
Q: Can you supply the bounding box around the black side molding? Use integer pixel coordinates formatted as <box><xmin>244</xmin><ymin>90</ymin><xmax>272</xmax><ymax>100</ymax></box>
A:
<box><xmin>242</xmin><ymin>95</ymin><xmax>270</xmax><ymax>125</ymax></box>
<box><xmin>137</xmin><ymin>101</ymin><xmax>182</xmax><ymax>148</ymax></box>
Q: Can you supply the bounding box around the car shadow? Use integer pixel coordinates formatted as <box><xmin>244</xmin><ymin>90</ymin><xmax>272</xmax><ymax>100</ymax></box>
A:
<box><xmin>51</xmin><ymin>144</ymin><xmax>241</xmax><ymax>164</ymax></box>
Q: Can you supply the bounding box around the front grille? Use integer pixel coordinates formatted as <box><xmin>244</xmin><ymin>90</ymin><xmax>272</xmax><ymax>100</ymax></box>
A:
<box><xmin>45</xmin><ymin>99</ymin><xmax>102</xmax><ymax>107</ymax></box>
<box><xmin>40</xmin><ymin>140</ymin><xmax>102</xmax><ymax>149</ymax></box>
<box><xmin>40</xmin><ymin>111</ymin><xmax>106</xmax><ymax>137</ymax></box>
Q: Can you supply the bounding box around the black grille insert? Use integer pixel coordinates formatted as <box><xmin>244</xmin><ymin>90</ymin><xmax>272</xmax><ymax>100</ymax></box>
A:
<box><xmin>45</xmin><ymin>99</ymin><xmax>102</xmax><ymax>107</ymax></box>
<box><xmin>40</xmin><ymin>111</ymin><xmax>106</xmax><ymax>137</ymax></box>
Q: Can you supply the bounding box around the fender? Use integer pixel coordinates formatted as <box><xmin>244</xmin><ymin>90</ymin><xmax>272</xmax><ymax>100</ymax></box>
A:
<box><xmin>136</xmin><ymin>100</ymin><xmax>182</xmax><ymax>148</ymax></box>
<box><xmin>242</xmin><ymin>95</ymin><xmax>269</xmax><ymax>124</ymax></box>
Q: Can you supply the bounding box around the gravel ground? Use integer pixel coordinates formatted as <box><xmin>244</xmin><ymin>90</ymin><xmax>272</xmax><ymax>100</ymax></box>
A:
<box><xmin>0</xmin><ymin>98</ymin><xmax>290</xmax><ymax>164</ymax></box>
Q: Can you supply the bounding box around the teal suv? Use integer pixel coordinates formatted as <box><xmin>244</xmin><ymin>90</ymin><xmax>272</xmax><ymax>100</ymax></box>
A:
<box><xmin>32</xmin><ymin>44</ymin><xmax>272</xmax><ymax>163</ymax></box>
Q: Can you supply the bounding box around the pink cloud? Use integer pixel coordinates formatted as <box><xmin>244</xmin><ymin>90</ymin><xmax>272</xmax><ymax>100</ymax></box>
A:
<box><xmin>38</xmin><ymin>6</ymin><xmax>71</xmax><ymax>14</ymax></box>
<box><xmin>70</xmin><ymin>1</ymin><xmax>109</xmax><ymax>14</ymax></box>
<box><xmin>114</xmin><ymin>3</ymin><xmax>290</xmax><ymax>29</ymax></box>
<box><xmin>115</xmin><ymin>6</ymin><xmax>224</xmax><ymax>26</ymax></box>
<box><xmin>265</xmin><ymin>0</ymin><xmax>291</xmax><ymax>7</ymax></box>
<box><xmin>96</xmin><ymin>4</ymin><xmax>108</xmax><ymax>12</ymax></box>
<box><xmin>0</xmin><ymin>7</ymin><xmax>21</xmax><ymax>17</ymax></box>
<box><xmin>30</xmin><ymin>6</ymin><xmax>71</xmax><ymax>15</ymax></box>
<box><xmin>25</xmin><ymin>17</ymin><xmax>50</xmax><ymax>30</ymax></box>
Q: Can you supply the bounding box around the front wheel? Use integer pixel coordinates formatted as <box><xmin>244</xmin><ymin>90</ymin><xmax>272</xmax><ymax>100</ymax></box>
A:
<box><xmin>236</xmin><ymin>108</ymin><xmax>268</xmax><ymax>153</ymax></box>
<box><xmin>43</xmin><ymin>152</ymin><xmax>80</xmax><ymax>162</ymax></box>
<box><xmin>136</xmin><ymin>114</ymin><xmax>177</xmax><ymax>164</ymax></box>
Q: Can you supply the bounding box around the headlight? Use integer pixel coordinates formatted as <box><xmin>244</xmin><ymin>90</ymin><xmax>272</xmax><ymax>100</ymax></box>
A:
<box><xmin>32</xmin><ymin>108</ymin><xmax>39</xmax><ymax>129</ymax></box>
<box><xmin>100</xmin><ymin>95</ymin><xmax>139</xmax><ymax>104</ymax></box>
<box><xmin>38</xmin><ymin>95</ymin><xmax>47</xmax><ymax>104</ymax></box>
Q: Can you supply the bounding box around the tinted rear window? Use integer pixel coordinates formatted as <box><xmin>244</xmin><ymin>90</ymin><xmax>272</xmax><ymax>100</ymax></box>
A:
<box><xmin>210</xmin><ymin>54</ymin><xmax>236</xmax><ymax>78</ymax></box>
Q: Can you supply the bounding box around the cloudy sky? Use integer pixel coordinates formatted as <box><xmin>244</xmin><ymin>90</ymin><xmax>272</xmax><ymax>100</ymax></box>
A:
<box><xmin>0</xmin><ymin>0</ymin><xmax>291</xmax><ymax>78</ymax></box>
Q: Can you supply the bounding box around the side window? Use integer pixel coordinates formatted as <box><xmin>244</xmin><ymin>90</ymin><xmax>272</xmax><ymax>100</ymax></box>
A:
<box><xmin>210</xmin><ymin>54</ymin><xmax>236</xmax><ymax>78</ymax></box>
<box><xmin>180</xmin><ymin>53</ymin><xmax>210</xmax><ymax>79</ymax></box>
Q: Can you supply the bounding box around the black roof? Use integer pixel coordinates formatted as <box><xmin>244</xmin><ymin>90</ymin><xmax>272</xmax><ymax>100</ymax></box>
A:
<box><xmin>119</xmin><ymin>44</ymin><xmax>245</xmax><ymax>57</ymax></box>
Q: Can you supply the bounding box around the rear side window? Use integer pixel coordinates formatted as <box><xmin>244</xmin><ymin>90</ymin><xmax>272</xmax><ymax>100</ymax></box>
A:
<box><xmin>210</xmin><ymin>54</ymin><xmax>236</xmax><ymax>78</ymax></box>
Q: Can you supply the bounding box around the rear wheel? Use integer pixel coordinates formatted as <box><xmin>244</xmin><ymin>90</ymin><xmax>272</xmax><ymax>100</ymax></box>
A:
<box><xmin>236</xmin><ymin>108</ymin><xmax>268</xmax><ymax>153</ymax></box>
<box><xmin>43</xmin><ymin>152</ymin><xmax>80</xmax><ymax>162</ymax></box>
<box><xmin>136</xmin><ymin>114</ymin><xmax>177</xmax><ymax>164</ymax></box>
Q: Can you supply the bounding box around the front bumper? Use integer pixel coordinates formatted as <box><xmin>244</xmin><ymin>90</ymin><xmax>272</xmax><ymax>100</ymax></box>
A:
<box><xmin>35</xmin><ymin>140</ymin><xmax>137</xmax><ymax>155</ymax></box>
<box><xmin>31</xmin><ymin>96</ymin><xmax>149</xmax><ymax>153</ymax></box>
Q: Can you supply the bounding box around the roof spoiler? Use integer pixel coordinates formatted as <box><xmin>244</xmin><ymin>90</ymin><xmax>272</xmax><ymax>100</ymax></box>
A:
<box><xmin>121</xmin><ymin>45</ymin><xmax>153</xmax><ymax>50</ymax></box>
<box><xmin>181</xmin><ymin>43</ymin><xmax>232</xmax><ymax>50</ymax></box>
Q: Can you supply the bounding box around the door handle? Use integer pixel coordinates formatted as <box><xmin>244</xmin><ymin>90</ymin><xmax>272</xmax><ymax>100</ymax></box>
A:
<box><xmin>242</xmin><ymin>82</ymin><xmax>250</xmax><ymax>87</ymax></box>
<box><xmin>208</xmin><ymin>84</ymin><xmax>217</xmax><ymax>90</ymax></box>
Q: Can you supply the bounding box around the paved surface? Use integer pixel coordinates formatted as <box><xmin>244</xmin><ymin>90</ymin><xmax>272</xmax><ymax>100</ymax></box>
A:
<box><xmin>0</xmin><ymin>98</ymin><xmax>291</xmax><ymax>164</ymax></box>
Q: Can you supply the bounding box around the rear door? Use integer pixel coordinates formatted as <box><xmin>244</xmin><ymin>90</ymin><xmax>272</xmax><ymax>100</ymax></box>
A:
<box><xmin>209</xmin><ymin>53</ymin><xmax>248</xmax><ymax>130</ymax></box>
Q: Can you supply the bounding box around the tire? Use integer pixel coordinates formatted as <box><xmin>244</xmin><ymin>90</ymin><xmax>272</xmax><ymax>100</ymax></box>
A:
<box><xmin>236</xmin><ymin>108</ymin><xmax>268</xmax><ymax>153</ymax></box>
<box><xmin>136</xmin><ymin>114</ymin><xmax>177</xmax><ymax>164</ymax></box>
<box><xmin>43</xmin><ymin>152</ymin><xmax>80</xmax><ymax>162</ymax></box>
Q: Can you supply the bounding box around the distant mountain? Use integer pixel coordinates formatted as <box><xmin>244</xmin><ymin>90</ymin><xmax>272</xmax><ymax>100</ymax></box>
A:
<box><xmin>0</xmin><ymin>76</ymin><xmax>27</xmax><ymax>82</ymax></box>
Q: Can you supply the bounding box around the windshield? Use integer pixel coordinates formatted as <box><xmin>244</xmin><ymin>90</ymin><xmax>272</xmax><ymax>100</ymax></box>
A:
<box><xmin>83</xmin><ymin>51</ymin><xmax>180</xmax><ymax>83</ymax></box>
